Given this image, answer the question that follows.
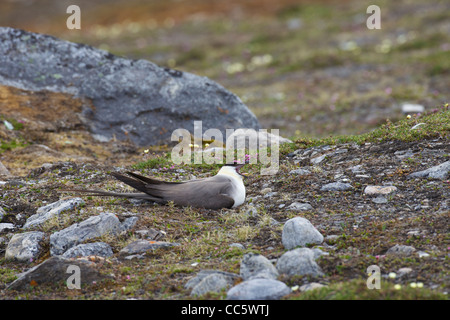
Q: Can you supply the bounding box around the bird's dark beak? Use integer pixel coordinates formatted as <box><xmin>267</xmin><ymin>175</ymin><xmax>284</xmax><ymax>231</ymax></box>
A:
<box><xmin>235</xmin><ymin>164</ymin><xmax>247</xmax><ymax>177</ymax></box>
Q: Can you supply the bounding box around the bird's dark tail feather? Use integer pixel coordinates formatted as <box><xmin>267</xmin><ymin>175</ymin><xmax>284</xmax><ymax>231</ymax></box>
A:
<box><xmin>60</xmin><ymin>188</ymin><xmax>161</xmax><ymax>201</ymax></box>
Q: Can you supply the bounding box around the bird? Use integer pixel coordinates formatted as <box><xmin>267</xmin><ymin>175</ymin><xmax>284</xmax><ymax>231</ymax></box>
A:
<box><xmin>63</xmin><ymin>163</ymin><xmax>246</xmax><ymax>210</ymax></box>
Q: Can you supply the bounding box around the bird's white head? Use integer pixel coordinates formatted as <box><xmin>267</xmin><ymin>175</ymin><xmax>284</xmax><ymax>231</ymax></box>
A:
<box><xmin>217</xmin><ymin>164</ymin><xmax>246</xmax><ymax>180</ymax></box>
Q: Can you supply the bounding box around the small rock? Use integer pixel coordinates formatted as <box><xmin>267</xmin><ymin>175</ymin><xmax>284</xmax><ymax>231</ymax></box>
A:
<box><xmin>135</xmin><ymin>228</ymin><xmax>165</xmax><ymax>240</ymax></box>
<box><xmin>260</xmin><ymin>188</ymin><xmax>272</xmax><ymax>195</ymax></box>
<box><xmin>24</xmin><ymin>198</ymin><xmax>85</xmax><ymax>229</ymax></box>
<box><xmin>364</xmin><ymin>185</ymin><xmax>398</xmax><ymax>195</ymax></box>
<box><xmin>417</xmin><ymin>251</ymin><xmax>430</xmax><ymax>258</ymax></box>
<box><xmin>119</xmin><ymin>216</ymin><xmax>139</xmax><ymax>234</ymax></box>
<box><xmin>347</xmin><ymin>165</ymin><xmax>366</xmax><ymax>174</ymax></box>
<box><xmin>0</xmin><ymin>160</ymin><xmax>11</xmax><ymax>176</ymax></box>
<box><xmin>190</xmin><ymin>273</ymin><xmax>230</xmax><ymax>297</ymax></box>
<box><xmin>288</xmin><ymin>202</ymin><xmax>313</xmax><ymax>211</ymax></box>
<box><xmin>401</xmin><ymin>103</ymin><xmax>425</xmax><ymax>114</ymax></box>
<box><xmin>0</xmin><ymin>223</ymin><xmax>15</xmax><ymax>233</ymax></box>
<box><xmin>243</xmin><ymin>205</ymin><xmax>259</xmax><ymax>217</ymax></box>
<box><xmin>5</xmin><ymin>231</ymin><xmax>46</xmax><ymax>262</ymax></box>
<box><xmin>320</xmin><ymin>182</ymin><xmax>352</xmax><ymax>191</ymax></box>
<box><xmin>263</xmin><ymin>191</ymin><xmax>278</xmax><ymax>199</ymax></box>
<box><xmin>386</xmin><ymin>244</ymin><xmax>416</xmax><ymax>256</ymax></box>
<box><xmin>397</xmin><ymin>267</ymin><xmax>413</xmax><ymax>276</ymax></box>
<box><xmin>227</xmin><ymin>279</ymin><xmax>291</xmax><ymax>300</ymax></box>
<box><xmin>0</xmin><ymin>207</ymin><xmax>6</xmax><ymax>221</ymax></box>
<box><xmin>310</xmin><ymin>154</ymin><xmax>327</xmax><ymax>164</ymax></box>
<box><xmin>50</xmin><ymin>212</ymin><xmax>122</xmax><ymax>256</ymax></box>
<box><xmin>185</xmin><ymin>270</ymin><xmax>240</xmax><ymax>290</ymax></box>
<box><xmin>119</xmin><ymin>240</ymin><xmax>180</xmax><ymax>256</ymax></box>
<box><xmin>408</xmin><ymin>161</ymin><xmax>450</xmax><ymax>180</ymax></box>
<box><xmin>407</xmin><ymin>230</ymin><xmax>420</xmax><ymax>237</ymax></box>
<box><xmin>324</xmin><ymin>235</ymin><xmax>340</xmax><ymax>244</ymax></box>
<box><xmin>276</xmin><ymin>248</ymin><xmax>324</xmax><ymax>277</ymax></box>
<box><xmin>289</xmin><ymin>168</ymin><xmax>311</xmax><ymax>176</ymax></box>
<box><xmin>299</xmin><ymin>282</ymin><xmax>325</xmax><ymax>292</ymax></box>
<box><xmin>372</xmin><ymin>196</ymin><xmax>388</xmax><ymax>204</ymax></box>
<box><xmin>6</xmin><ymin>256</ymin><xmax>104</xmax><ymax>290</ymax></box>
<box><xmin>282</xmin><ymin>217</ymin><xmax>324</xmax><ymax>250</ymax></box>
<box><xmin>62</xmin><ymin>242</ymin><xmax>113</xmax><ymax>258</ymax></box>
<box><xmin>240</xmin><ymin>253</ymin><xmax>279</xmax><ymax>280</ymax></box>
<box><xmin>229</xmin><ymin>243</ymin><xmax>245</xmax><ymax>250</ymax></box>
<box><xmin>394</xmin><ymin>149</ymin><xmax>415</xmax><ymax>159</ymax></box>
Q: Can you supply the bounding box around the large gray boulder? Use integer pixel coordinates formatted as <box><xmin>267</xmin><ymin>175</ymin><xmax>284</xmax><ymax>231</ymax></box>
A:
<box><xmin>0</xmin><ymin>27</ymin><xmax>260</xmax><ymax>146</ymax></box>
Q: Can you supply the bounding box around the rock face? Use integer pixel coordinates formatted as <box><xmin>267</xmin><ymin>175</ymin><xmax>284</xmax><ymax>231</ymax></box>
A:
<box><xmin>240</xmin><ymin>253</ymin><xmax>279</xmax><ymax>280</ymax></box>
<box><xmin>282</xmin><ymin>217</ymin><xmax>324</xmax><ymax>250</ymax></box>
<box><xmin>49</xmin><ymin>212</ymin><xmax>122</xmax><ymax>256</ymax></box>
<box><xmin>23</xmin><ymin>198</ymin><xmax>85</xmax><ymax>229</ymax></box>
<box><xmin>5</xmin><ymin>231</ymin><xmax>46</xmax><ymax>262</ymax></box>
<box><xmin>227</xmin><ymin>279</ymin><xmax>291</xmax><ymax>300</ymax></box>
<box><xmin>276</xmin><ymin>248</ymin><xmax>324</xmax><ymax>277</ymax></box>
<box><xmin>0</xmin><ymin>27</ymin><xmax>260</xmax><ymax>146</ymax></box>
<box><xmin>6</xmin><ymin>256</ymin><xmax>103</xmax><ymax>290</ymax></box>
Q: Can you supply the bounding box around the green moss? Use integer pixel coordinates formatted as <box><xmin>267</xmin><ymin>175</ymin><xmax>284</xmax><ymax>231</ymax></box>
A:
<box><xmin>293</xmin><ymin>104</ymin><xmax>449</xmax><ymax>148</ymax></box>
<box><xmin>288</xmin><ymin>279</ymin><xmax>447</xmax><ymax>300</ymax></box>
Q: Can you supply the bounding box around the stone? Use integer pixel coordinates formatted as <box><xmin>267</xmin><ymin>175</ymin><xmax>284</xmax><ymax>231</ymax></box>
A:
<box><xmin>364</xmin><ymin>185</ymin><xmax>398</xmax><ymax>195</ymax></box>
<box><xmin>119</xmin><ymin>240</ymin><xmax>180</xmax><ymax>256</ymax></box>
<box><xmin>6</xmin><ymin>256</ymin><xmax>103</xmax><ymax>290</ymax></box>
<box><xmin>386</xmin><ymin>244</ymin><xmax>416</xmax><ymax>256</ymax></box>
<box><xmin>190</xmin><ymin>273</ymin><xmax>230</xmax><ymax>297</ymax></box>
<box><xmin>0</xmin><ymin>27</ymin><xmax>260</xmax><ymax>147</ymax></box>
<box><xmin>397</xmin><ymin>267</ymin><xmax>413</xmax><ymax>276</ymax></box>
<box><xmin>288</xmin><ymin>202</ymin><xmax>313</xmax><ymax>211</ymax></box>
<box><xmin>299</xmin><ymin>282</ymin><xmax>325</xmax><ymax>292</ymax></box>
<box><xmin>310</xmin><ymin>154</ymin><xmax>327</xmax><ymax>164</ymax></box>
<box><xmin>401</xmin><ymin>103</ymin><xmax>425</xmax><ymax>114</ymax></box>
<box><xmin>347</xmin><ymin>165</ymin><xmax>366</xmax><ymax>174</ymax></box>
<box><xmin>276</xmin><ymin>248</ymin><xmax>324</xmax><ymax>277</ymax></box>
<box><xmin>408</xmin><ymin>161</ymin><xmax>450</xmax><ymax>180</ymax></box>
<box><xmin>324</xmin><ymin>235</ymin><xmax>340</xmax><ymax>244</ymax></box>
<box><xmin>320</xmin><ymin>182</ymin><xmax>352</xmax><ymax>191</ymax></box>
<box><xmin>372</xmin><ymin>196</ymin><xmax>388</xmax><ymax>204</ymax></box>
<box><xmin>119</xmin><ymin>216</ymin><xmax>139</xmax><ymax>234</ymax></box>
<box><xmin>135</xmin><ymin>228</ymin><xmax>165</xmax><ymax>240</ymax></box>
<box><xmin>0</xmin><ymin>223</ymin><xmax>15</xmax><ymax>233</ymax></box>
<box><xmin>5</xmin><ymin>231</ymin><xmax>45</xmax><ymax>262</ymax></box>
<box><xmin>289</xmin><ymin>168</ymin><xmax>311</xmax><ymax>176</ymax></box>
<box><xmin>0</xmin><ymin>160</ymin><xmax>11</xmax><ymax>176</ymax></box>
<box><xmin>282</xmin><ymin>217</ymin><xmax>323</xmax><ymax>250</ymax></box>
<box><xmin>185</xmin><ymin>270</ymin><xmax>240</xmax><ymax>290</ymax></box>
<box><xmin>50</xmin><ymin>212</ymin><xmax>121</xmax><ymax>256</ymax></box>
<box><xmin>229</xmin><ymin>243</ymin><xmax>245</xmax><ymax>250</ymax></box>
<box><xmin>62</xmin><ymin>242</ymin><xmax>113</xmax><ymax>258</ymax></box>
<box><xmin>240</xmin><ymin>253</ymin><xmax>279</xmax><ymax>280</ymax></box>
<box><xmin>0</xmin><ymin>207</ymin><xmax>6</xmax><ymax>221</ymax></box>
<box><xmin>227</xmin><ymin>279</ymin><xmax>291</xmax><ymax>300</ymax></box>
<box><xmin>417</xmin><ymin>251</ymin><xmax>430</xmax><ymax>258</ymax></box>
<box><xmin>23</xmin><ymin>198</ymin><xmax>85</xmax><ymax>229</ymax></box>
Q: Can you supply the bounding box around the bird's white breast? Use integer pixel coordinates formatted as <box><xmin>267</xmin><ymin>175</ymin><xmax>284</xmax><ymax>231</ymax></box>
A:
<box><xmin>229</xmin><ymin>176</ymin><xmax>246</xmax><ymax>207</ymax></box>
<box><xmin>216</xmin><ymin>167</ymin><xmax>246</xmax><ymax>207</ymax></box>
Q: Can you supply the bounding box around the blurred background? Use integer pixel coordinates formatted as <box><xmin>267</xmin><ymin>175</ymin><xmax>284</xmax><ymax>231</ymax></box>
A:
<box><xmin>1</xmin><ymin>0</ymin><xmax>448</xmax><ymax>140</ymax></box>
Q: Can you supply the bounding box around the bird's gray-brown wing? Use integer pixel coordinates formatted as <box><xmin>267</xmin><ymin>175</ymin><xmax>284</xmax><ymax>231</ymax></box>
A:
<box><xmin>114</xmin><ymin>173</ymin><xmax>236</xmax><ymax>209</ymax></box>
